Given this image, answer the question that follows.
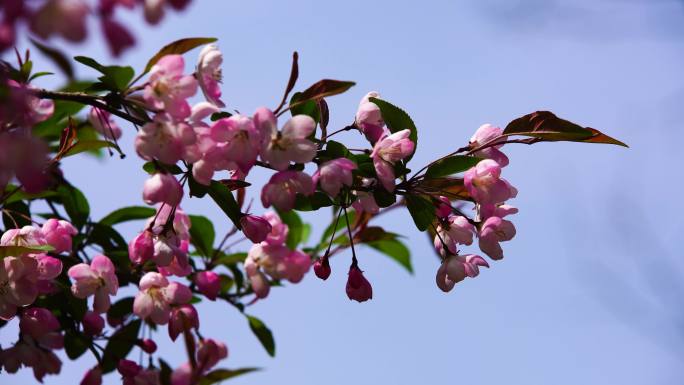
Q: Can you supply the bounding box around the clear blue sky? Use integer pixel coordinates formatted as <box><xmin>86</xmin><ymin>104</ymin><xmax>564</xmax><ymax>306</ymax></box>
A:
<box><xmin>3</xmin><ymin>1</ymin><xmax>684</xmax><ymax>384</ymax></box>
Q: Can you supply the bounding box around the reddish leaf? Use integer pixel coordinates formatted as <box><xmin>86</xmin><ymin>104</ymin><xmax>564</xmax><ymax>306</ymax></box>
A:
<box><xmin>415</xmin><ymin>177</ymin><xmax>472</xmax><ymax>201</ymax></box>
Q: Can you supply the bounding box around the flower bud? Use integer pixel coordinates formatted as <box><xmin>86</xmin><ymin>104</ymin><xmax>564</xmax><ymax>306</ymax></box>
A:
<box><xmin>80</xmin><ymin>367</ymin><xmax>102</xmax><ymax>385</ymax></box>
<box><xmin>346</xmin><ymin>265</ymin><xmax>373</xmax><ymax>302</ymax></box>
<box><xmin>117</xmin><ymin>359</ymin><xmax>141</xmax><ymax>378</ymax></box>
<box><xmin>239</xmin><ymin>215</ymin><xmax>272</xmax><ymax>244</ymax></box>
<box><xmin>82</xmin><ymin>311</ymin><xmax>105</xmax><ymax>336</ymax></box>
<box><xmin>19</xmin><ymin>307</ymin><xmax>60</xmax><ymax>338</ymax></box>
<box><xmin>128</xmin><ymin>230</ymin><xmax>154</xmax><ymax>264</ymax></box>
<box><xmin>197</xmin><ymin>338</ymin><xmax>228</xmax><ymax>371</ymax></box>
<box><xmin>435</xmin><ymin>196</ymin><xmax>452</xmax><ymax>218</ymax></box>
<box><xmin>195</xmin><ymin>271</ymin><xmax>221</xmax><ymax>301</ymax></box>
<box><xmin>41</xmin><ymin>218</ymin><xmax>77</xmax><ymax>253</ymax></box>
<box><xmin>138</xmin><ymin>338</ymin><xmax>157</xmax><ymax>354</ymax></box>
<box><xmin>313</xmin><ymin>257</ymin><xmax>331</xmax><ymax>280</ymax></box>
<box><xmin>143</xmin><ymin>173</ymin><xmax>183</xmax><ymax>206</ymax></box>
<box><xmin>168</xmin><ymin>304</ymin><xmax>199</xmax><ymax>341</ymax></box>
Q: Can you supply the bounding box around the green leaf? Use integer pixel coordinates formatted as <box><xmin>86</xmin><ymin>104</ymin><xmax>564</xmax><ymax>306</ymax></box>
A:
<box><xmin>74</xmin><ymin>56</ymin><xmax>135</xmax><ymax>91</ymax></box>
<box><xmin>56</xmin><ymin>184</ymin><xmax>90</xmax><ymax>229</ymax></box>
<box><xmin>0</xmin><ymin>245</ymin><xmax>55</xmax><ymax>258</ymax></box>
<box><xmin>208</xmin><ymin>181</ymin><xmax>242</xmax><ymax>228</ymax></box>
<box><xmin>189</xmin><ymin>174</ymin><xmax>210</xmax><ymax>198</ymax></box>
<box><xmin>189</xmin><ymin>215</ymin><xmax>215</xmax><ymax>257</ymax></box>
<box><xmin>210</xmin><ymin>111</ymin><xmax>232</xmax><ymax>121</ymax></box>
<box><xmin>30</xmin><ymin>38</ymin><xmax>74</xmax><ymax>79</ymax></box>
<box><xmin>199</xmin><ymin>368</ymin><xmax>261</xmax><ymax>385</ymax></box>
<box><xmin>143</xmin><ymin>37</ymin><xmax>218</xmax><ymax>74</ymax></box>
<box><xmin>214</xmin><ymin>252</ymin><xmax>247</xmax><ymax>266</ymax></box>
<box><xmin>367</xmin><ymin>239</ymin><xmax>412</xmax><ymax>273</ymax></box>
<box><xmin>289</xmin><ymin>92</ymin><xmax>320</xmax><ymax>123</ymax></box>
<box><xmin>373</xmin><ymin>188</ymin><xmax>396</xmax><ymax>208</ymax></box>
<box><xmin>368</xmin><ymin>97</ymin><xmax>418</xmax><ymax>161</ymax></box>
<box><xmin>100</xmin><ymin>206</ymin><xmax>156</xmax><ymax>226</ymax></box>
<box><xmin>64</xmin><ymin>330</ymin><xmax>89</xmax><ymax>359</ymax></box>
<box><xmin>142</xmin><ymin>161</ymin><xmax>184</xmax><ymax>175</ymax></box>
<box><xmin>28</xmin><ymin>71</ymin><xmax>54</xmax><ymax>81</ymax></box>
<box><xmin>504</xmin><ymin>111</ymin><xmax>628</xmax><ymax>147</ymax></box>
<box><xmin>405</xmin><ymin>195</ymin><xmax>435</xmax><ymax>232</ymax></box>
<box><xmin>64</xmin><ymin>140</ymin><xmax>115</xmax><ymax>157</ymax></box>
<box><xmin>299</xmin><ymin>79</ymin><xmax>356</xmax><ymax>101</ymax></box>
<box><xmin>246</xmin><ymin>315</ymin><xmax>275</xmax><ymax>357</ymax></box>
<box><xmin>101</xmin><ymin>319</ymin><xmax>142</xmax><ymax>373</ymax></box>
<box><xmin>1</xmin><ymin>185</ymin><xmax>57</xmax><ymax>204</ymax></box>
<box><xmin>2</xmin><ymin>200</ymin><xmax>31</xmax><ymax>228</ymax></box>
<box><xmin>107</xmin><ymin>297</ymin><xmax>134</xmax><ymax>321</ymax></box>
<box><xmin>425</xmin><ymin>156</ymin><xmax>482</xmax><ymax>178</ymax></box>
<box><xmin>293</xmin><ymin>192</ymin><xmax>333</xmax><ymax>211</ymax></box>
<box><xmin>276</xmin><ymin>210</ymin><xmax>303</xmax><ymax>249</ymax></box>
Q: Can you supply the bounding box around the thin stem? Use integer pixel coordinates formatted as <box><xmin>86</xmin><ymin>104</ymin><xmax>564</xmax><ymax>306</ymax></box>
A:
<box><xmin>31</xmin><ymin>89</ymin><xmax>148</xmax><ymax>126</ymax></box>
<box><xmin>324</xmin><ymin>207</ymin><xmax>344</xmax><ymax>257</ymax></box>
<box><xmin>342</xmin><ymin>204</ymin><xmax>358</xmax><ymax>266</ymax></box>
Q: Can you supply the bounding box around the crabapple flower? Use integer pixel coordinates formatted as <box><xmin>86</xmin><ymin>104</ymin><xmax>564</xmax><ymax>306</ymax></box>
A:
<box><xmin>139</xmin><ymin>339</ymin><xmax>157</xmax><ymax>354</ymax></box>
<box><xmin>478</xmin><ymin>216</ymin><xmax>516</xmax><ymax>260</ymax></box>
<box><xmin>133</xmin><ymin>272</ymin><xmax>192</xmax><ymax>324</ymax></box>
<box><xmin>88</xmin><ymin>107</ymin><xmax>122</xmax><ymax>140</ymax></box>
<box><xmin>144</xmin><ymin>0</ymin><xmax>165</xmax><ymax>24</ymax></box>
<box><xmin>435</xmin><ymin>196</ymin><xmax>452</xmax><ymax>218</ymax></box>
<box><xmin>158</xmin><ymin>239</ymin><xmax>191</xmax><ymax>277</ymax></box>
<box><xmin>80</xmin><ymin>367</ymin><xmax>102</xmax><ymax>385</ymax></box>
<box><xmin>0</xmin><ymin>342</ymin><xmax>62</xmax><ymax>382</ymax></box>
<box><xmin>263</xmin><ymin>211</ymin><xmax>288</xmax><ymax>246</ymax></box>
<box><xmin>480</xmin><ymin>203</ymin><xmax>518</xmax><ymax>221</ymax></box>
<box><xmin>245</xmin><ymin>244</ymin><xmax>311</xmax><ymax>298</ymax></box>
<box><xmin>352</xmin><ymin>178</ymin><xmax>381</xmax><ymax>214</ymax></box>
<box><xmin>118</xmin><ymin>359</ymin><xmax>160</xmax><ymax>385</ymax></box>
<box><xmin>101</xmin><ymin>16</ymin><xmax>135</xmax><ymax>57</ymax></box>
<box><xmin>210</xmin><ymin>115</ymin><xmax>261</xmax><ymax>172</ymax></box>
<box><xmin>261</xmin><ymin>171</ymin><xmax>314</xmax><ymax>211</ymax></box>
<box><xmin>433</xmin><ymin>215</ymin><xmax>475</xmax><ymax>256</ymax></box>
<box><xmin>151</xmin><ymin>229</ymin><xmax>186</xmax><ymax>267</ymax></box>
<box><xmin>0</xmin><ymin>256</ymin><xmax>39</xmax><ymax>320</ymax></box>
<box><xmin>135</xmin><ymin>114</ymin><xmax>197</xmax><ymax>165</ymax></box>
<box><xmin>1</xmin><ymin>225</ymin><xmax>47</xmax><ymax>248</ymax></box>
<box><xmin>371</xmin><ymin>129</ymin><xmax>415</xmax><ymax>191</ymax></box>
<box><xmin>469</xmin><ymin>124</ymin><xmax>509</xmax><ymax>167</ymax></box>
<box><xmin>313</xmin><ymin>257</ymin><xmax>331</xmax><ymax>280</ymax></box>
<box><xmin>41</xmin><ymin>218</ymin><xmax>77</xmax><ymax>253</ymax></box>
<box><xmin>30</xmin><ymin>0</ymin><xmax>89</xmax><ymax>42</ymax></box>
<box><xmin>82</xmin><ymin>311</ymin><xmax>105</xmax><ymax>336</ymax></box>
<box><xmin>144</xmin><ymin>55</ymin><xmax>198</xmax><ymax>119</ymax></box>
<box><xmin>240</xmin><ymin>214</ymin><xmax>272</xmax><ymax>244</ymax></box>
<box><xmin>168</xmin><ymin>304</ymin><xmax>199</xmax><ymax>341</ymax></box>
<box><xmin>313</xmin><ymin>158</ymin><xmax>357</xmax><ymax>197</ymax></box>
<box><xmin>128</xmin><ymin>230</ymin><xmax>154</xmax><ymax>264</ymax></box>
<box><xmin>258</xmin><ymin>108</ymin><xmax>317</xmax><ymax>170</ymax></box>
<box><xmin>19</xmin><ymin>307</ymin><xmax>64</xmax><ymax>350</ymax></box>
<box><xmin>197</xmin><ymin>338</ymin><xmax>228</xmax><ymax>372</ymax></box>
<box><xmin>35</xmin><ymin>254</ymin><xmax>63</xmax><ymax>286</ymax></box>
<box><xmin>197</xmin><ymin>44</ymin><xmax>225</xmax><ymax>107</ymax></box>
<box><xmin>435</xmin><ymin>254</ymin><xmax>490</xmax><ymax>292</ymax></box>
<box><xmin>346</xmin><ymin>265</ymin><xmax>372</xmax><ymax>302</ymax></box>
<box><xmin>355</xmin><ymin>91</ymin><xmax>386</xmax><ymax>143</ymax></box>
<box><xmin>142</xmin><ymin>173</ymin><xmax>183</xmax><ymax>206</ymax></box>
<box><xmin>285</xmin><ymin>250</ymin><xmax>311</xmax><ymax>283</ymax></box>
<box><xmin>67</xmin><ymin>255</ymin><xmax>119</xmax><ymax>313</ymax></box>
<box><xmin>195</xmin><ymin>271</ymin><xmax>220</xmax><ymax>301</ymax></box>
<box><xmin>147</xmin><ymin>205</ymin><xmax>191</xmax><ymax>240</ymax></box>
<box><xmin>463</xmin><ymin>159</ymin><xmax>516</xmax><ymax>205</ymax></box>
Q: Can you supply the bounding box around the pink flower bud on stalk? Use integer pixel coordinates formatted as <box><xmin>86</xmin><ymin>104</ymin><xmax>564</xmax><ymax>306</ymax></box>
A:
<box><xmin>138</xmin><ymin>338</ymin><xmax>157</xmax><ymax>354</ymax></box>
<box><xmin>117</xmin><ymin>359</ymin><xmax>141</xmax><ymax>378</ymax></box>
<box><xmin>371</xmin><ymin>129</ymin><xmax>415</xmax><ymax>192</ymax></box>
<box><xmin>195</xmin><ymin>271</ymin><xmax>221</xmax><ymax>300</ymax></box>
<box><xmin>82</xmin><ymin>311</ymin><xmax>105</xmax><ymax>336</ymax></box>
<box><xmin>142</xmin><ymin>173</ymin><xmax>183</xmax><ymax>206</ymax></box>
<box><xmin>41</xmin><ymin>218</ymin><xmax>77</xmax><ymax>253</ymax></box>
<box><xmin>80</xmin><ymin>367</ymin><xmax>102</xmax><ymax>385</ymax></box>
<box><xmin>240</xmin><ymin>214</ymin><xmax>272</xmax><ymax>243</ymax></box>
<box><xmin>313</xmin><ymin>257</ymin><xmax>331</xmax><ymax>280</ymax></box>
<box><xmin>346</xmin><ymin>265</ymin><xmax>373</xmax><ymax>302</ymax></box>
<box><xmin>355</xmin><ymin>91</ymin><xmax>386</xmax><ymax>144</ymax></box>
<box><xmin>168</xmin><ymin>304</ymin><xmax>199</xmax><ymax>341</ymax></box>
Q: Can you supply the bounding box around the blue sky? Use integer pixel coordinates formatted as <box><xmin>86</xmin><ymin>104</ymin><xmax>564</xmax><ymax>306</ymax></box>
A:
<box><xmin>3</xmin><ymin>1</ymin><xmax>684</xmax><ymax>384</ymax></box>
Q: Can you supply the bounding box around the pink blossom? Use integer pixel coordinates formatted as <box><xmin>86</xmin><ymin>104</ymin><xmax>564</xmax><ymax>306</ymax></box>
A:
<box><xmin>478</xmin><ymin>216</ymin><xmax>516</xmax><ymax>260</ymax></box>
<box><xmin>88</xmin><ymin>107</ymin><xmax>122</xmax><ymax>140</ymax></box>
<box><xmin>262</xmin><ymin>211</ymin><xmax>288</xmax><ymax>246</ymax></box>
<box><xmin>19</xmin><ymin>307</ymin><xmax>64</xmax><ymax>350</ymax></box>
<box><xmin>41</xmin><ymin>218</ymin><xmax>77</xmax><ymax>253</ymax></box>
<box><xmin>144</xmin><ymin>0</ymin><xmax>165</xmax><ymax>24</ymax></box>
<box><xmin>355</xmin><ymin>91</ymin><xmax>386</xmax><ymax>144</ymax></box>
<box><xmin>470</xmin><ymin>123</ymin><xmax>509</xmax><ymax>167</ymax></box>
<box><xmin>0</xmin><ymin>343</ymin><xmax>62</xmax><ymax>382</ymax></box>
<box><xmin>435</xmin><ymin>196</ymin><xmax>452</xmax><ymax>218</ymax></box>
<box><xmin>352</xmin><ymin>178</ymin><xmax>380</xmax><ymax>214</ymax></box>
<box><xmin>258</xmin><ymin>109</ymin><xmax>317</xmax><ymax>170</ymax></box>
<box><xmin>197</xmin><ymin>44</ymin><xmax>225</xmax><ymax>107</ymax></box>
<box><xmin>1</xmin><ymin>225</ymin><xmax>47</xmax><ymax>249</ymax></box>
<box><xmin>435</xmin><ymin>254</ymin><xmax>490</xmax><ymax>292</ymax></box>
<box><xmin>197</xmin><ymin>338</ymin><xmax>228</xmax><ymax>372</ymax></box>
<box><xmin>313</xmin><ymin>158</ymin><xmax>357</xmax><ymax>197</ymax></box>
<box><xmin>151</xmin><ymin>229</ymin><xmax>186</xmax><ymax>267</ymax></box>
<box><xmin>463</xmin><ymin>159</ymin><xmax>515</xmax><ymax>205</ymax></box>
<box><xmin>479</xmin><ymin>203</ymin><xmax>518</xmax><ymax>220</ymax></box>
<box><xmin>346</xmin><ymin>265</ymin><xmax>372</xmax><ymax>302</ymax></box>
<box><xmin>82</xmin><ymin>311</ymin><xmax>105</xmax><ymax>336</ymax></box>
<box><xmin>67</xmin><ymin>255</ymin><xmax>118</xmax><ymax>313</ymax></box>
<box><xmin>147</xmin><ymin>205</ymin><xmax>191</xmax><ymax>240</ymax></box>
<box><xmin>101</xmin><ymin>17</ymin><xmax>135</xmax><ymax>56</ymax></box>
<box><xmin>35</xmin><ymin>254</ymin><xmax>63</xmax><ymax>288</ymax></box>
<box><xmin>195</xmin><ymin>271</ymin><xmax>221</xmax><ymax>300</ymax></box>
<box><xmin>261</xmin><ymin>171</ymin><xmax>314</xmax><ymax>211</ymax></box>
<box><xmin>170</xmin><ymin>362</ymin><xmax>192</xmax><ymax>385</ymax></box>
<box><xmin>0</xmin><ymin>256</ymin><xmax>39</xmax><ymax>320</ymax></box>
<box><xmin>30</xmin><ymin>0</ymin><xmax>89</xmax><ymax>42</ymax></box>
<box><xmin>143</xmin><ymin>173</ymin><xmax>183</xmax><ymax>206</ymax></box>
<box><xmin>133</xmin><ymin>272</ymin><xmax>192</xmax><ymax>324</ymax></box>
<box><xmin>239</xmin><ymin>214</ymin><xmax>272</xmax><ymax>244</ymax></box>
<box><xmin>210</xmin><ymin>115</ymin><xmax>261</xmax><ymax>172</ymax></box>
<box><xmin>80</xmin><ymin>367</ymin><xmax>102</xmax><ymax>385</ymax></box>
<box><xmin>285</xmin><ymin>250</ymin><xmax>311</xmax><ymax>283</ymax></box>
<box><xmin>117</xmin><ymin>359</ymin><xmax>141</xmax><ymax>378</ymax></box>
<box><xmin>128</xmin><ymin>230</ymin><xmax>154</xmax><ymax>264</ymax></box>
<box><xmin>246</xmin><ymin>243</ymin><xmax>310</xmax><ymax>284</ymax></box>
<box><xmin>144</xmin><ymin>55</ymin><xmax>198</xmax><ymax>119</ymax></box>
<box><xmin>139</xmin><ymin>338</ymin><xmax>157</xmax><ymax>354</ymax></box>
<box><xmin>371</xmin><ymin>129</ymin><xmax>415</xmax><ymax>191</ymax></box>
<box><xmin>433</xmin><ymin>215</ymin><xmax>475</xmax><ymax>257</ymax></box>
<box><xmin>135</xmin><ymin>113</ymin><xmax>197</xmax><ymax>164</ymax></box>
<box><xmin>168</xmin><ymin>304</ymin><xmax>199</xmax><ymax>341</ymax></box>
<box><xmin>313</xmin><ymin>257</ymin><xmax>331</xmax><ymax>280</ymax></box>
